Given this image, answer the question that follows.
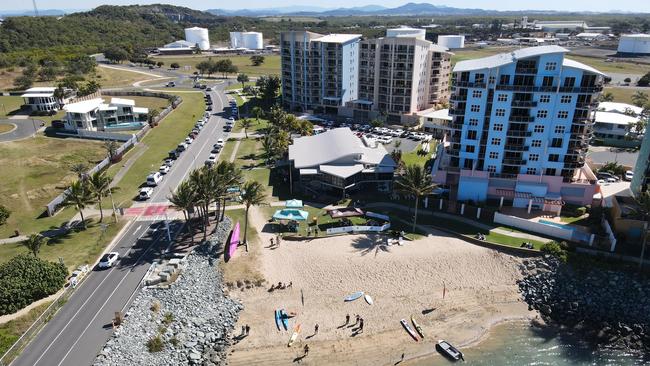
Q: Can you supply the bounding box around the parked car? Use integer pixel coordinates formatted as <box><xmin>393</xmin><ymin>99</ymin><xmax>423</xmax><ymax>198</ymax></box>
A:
<box><xmin>215</xmin><ymin>138</ymin><xmax>225</xmax><ymax>147</ymax></box>
<box><xmin>98</xmin><ymin>252</ymin><xmax>119</xmax><ymax>269</ymax></box>
<box><xmin>176</xmin><ymin>143</ymin><xmax>187</xmax><ymax>152</ymax></box>
<box><xmin>211</xmin><ymin>145</ymin><xmax>221</xmax><ymax>153</ymax></box>
<box><xmin>207</xmin><ymin>153</ymin><xmax>218</xmax><ymax>164</ymax></box>
<box><xmin>597</xmin><ymin>172</ymin><xmax>619</xmax><ymax>182</ymax></box>
<box><xmin>206</xmin><ymin>105</ymin><xmax>212</xmax><ymax>111</ymax></box>
<box><xmin>169</xmin><ymin>150</ymin><xmax>180</xmax><ymax>159</ymax></box>
<box><xmin>159</xmin><ymin>165</ymin><xmax>170</xmax><ymax>174</ymax></box>
<box><xmin>625</xmin><ymin>170</ymin><xmax>634</xmax><ymax>181</ymax></box>
<box><xmin>163</xmin><ymin>158</ymin><xmax>174</xmax><ymax>167</ymax></box>
<box><xmin>146</xmin><ymin>172</ymin><xmax>163</xmax><ymax>187</ymax></box>
<box><xmin>166</xmin><ymin>81</ymin><xmax>175</xmax><ymax>87</ymax></box>
<box><xmin>206</xmin><ymin>87</ymin><xmax>212</xmax><ymax>91</ymax></box>
<box><xmin>139</xmin><ymin>187</ymin><xmax>154</xmax><ymax>200</ymax></box>
<box><xmin>185</xmin><ymin>137</ymin><xmax>194</xmax><ymax>145</ymax></box>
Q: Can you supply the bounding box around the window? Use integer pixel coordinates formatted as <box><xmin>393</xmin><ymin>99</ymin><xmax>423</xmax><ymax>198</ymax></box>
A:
<box><xmin>487</xmin><ymin>165</ymin><xmax>497</xmax><ymax>173</ymax></box>
<box><xmin>467</xmin><ymin>130</ymin><xmax>477</xmax><ymax>140</ymax></box>
<box><xmin>539</xmin><ymin>95</ymin><xmax>551</xmax><ymax>103</ymax></box>
<box><xmin>551</xmin><ymin>138</ymin><xmax>563</xmax><ymax>148</ymax></box>
<box><xmin>557</xmin><ymin>111</ymin><xmax>569</xmax><ymax>119</ymax></box>
<box><xmin>531</xmin><ymin>139</ymin><xmax>542</xmax><ymax>147</ymax></box>
<box><xmin>465</xmin><ymin>145</ymin><xmax>476</xmax><ymax>153</ymax></box>
<box><xmin>495</xmin><ymin>109</ymin><xmax>506</xmax><ymax>117</ymax></box>
<box><xmin>468</xmin><ymin>118</ymin><xmax>479</xmax><ymax>126</ymax></box>
<box><xmin>544</xmin><ymin>62</ymin><xmax>557</xmax><ymax>71</ymax></box>
<box><xmin>497</xmin><ymin>94</ymin><xmax>508</xmax><ymax>102</ymax></box>
<box><xmin>546</xmin><ymin>168</ymin><xmax>557</xmax><ymax>176</ymax></box>
<box><xmin>472</xmin><ymin>90</ymin><xmax>482</xmax><ymax>98</ymax></box>
<box><xmin>488</xmin><ymin>76</ymin><xmax>496</xmax><ymax>84</ymax></box>
<box><xmin>534</xmin><ymin>125</ymin><xmax>544</xmax><ymax>133</ymax></box>
<box><xmin>526</xmin><ymin>168</ymin><xmax>537</xmax><ymax>175</ymax></box>
<box><xmin>554</xmin><ymin>126</ymin><xmax>565</xmax><ymax>134</ymax></box>
<box><xmin>542</xmin><ymin>76</ymin><xmax>554</xmax><ymax>87</ymax></box>
<box><xmin>560</xmin><ymin>95</ymin><xmax>572</xmax><ymax>104</ymax></box>
<box><xmin>529</xmin><ymin>154</ymin><xmax>539</xmax><ymax>161</ymax></box>
<box><xmin>499</xmin><ymin>74</ymin><xmax>510</xmax><ymax>85</ymax></box>
<box><xmin>475</xmin><ymin>73</ymin><xmax>485</xmax><ymax>83</ymax></box>
<box><xmin>549</xmin><ymin>154</ymin><xmax>560</xmax><ymax>162</ymax></box>
<box><xmin>464</xmin><ymin>159</ymin><xmax>474</xmax><ymax>169</ymax></box>
<box><xmin>493</xmin><ymin>123</ymin><xmax>504</xmax><ymax>131</ymax></box>
<box><xmin>491</xmin><ymin>138</ymin><xmax>501</xmax><ymax>145</ymax></box>
<box><xmin>489</xmin><ymin>151</ymin><xmax>499</xmax><ymax>159</ymax></box>
<box><xmin>470</xmin><ymin>105</ymin><xmax>480</xmax><ymax>112</ymax></box>
<box><xmin>563</xmin><ymin>77</ymin><xmax>576</xmax><ymax>88</ymax></box>
<box><xmin>536</xmin><ymin>110</ymin><xmax>548</xmax><ymax>118</ymax></box>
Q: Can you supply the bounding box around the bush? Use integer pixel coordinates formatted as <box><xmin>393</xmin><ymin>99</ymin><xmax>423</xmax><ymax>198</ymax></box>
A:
<box><xmin>624</xmin><ymin>77</ymin><xmax>631</xmax><ymax>83</ymax></box>
<box><xmin>638</xmin><ymin>72</ymin><xmax>650</xmax><ymax>87</ymax></box>
<box><xmin>541</xmin><ymin>241</ymin><xmax>569</xmax><ymax>262</ymax></box>
<box><xmin>146</xmin><ymin>334</ymin><xmax>164</xmax><ymax>352</ymax></box>
<box><xmin>0</xmin><ymin>255</ymin><xmax>67</xmax><ymax>315</ymax></box>
<box><xmin>0</xmin><ymin>205</ymin><xmax>10</xmax><ymax>226</ymax></box>
<box><xmin>162</xmin><ymin>312</ymin><xmax>174</xmax><ymax>325</ymax></box>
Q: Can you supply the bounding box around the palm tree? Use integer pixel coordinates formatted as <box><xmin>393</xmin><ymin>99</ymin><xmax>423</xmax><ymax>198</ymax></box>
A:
<box><xmin>237</xmin><ymin>73</ymin><xmax>249</xmax><ymax>89</ymax></box>
<box><xmin>61</xmin><ymin>180</ymin><xmax>95</xmax><ymax>229</ymax></box>
<box><xmin>633</xmin><ymin>191</ymin><xmax>650</xmax><ymax>269</ymax></box>
<box><xmin>169</xmin><ymin>180</ymin><xmax>197</xmax><ymax>237</ymax></box>
<box><xmin>103</xmin><ymin>140</ymin><xmax>119</xmax><ymax>161</ymax></box>
<box><xmin>251</xmin><ymin>106</ymin><xmax>263</xmax><ymax>123</ymax></box>
<box><xmin>215</xmin><ymin>161</ymin><xmax>243</xmax><ymax>221</ymax></box>
<box><xmin>188</xmin><ymin>168</ymin><xmax>213</xmax><ymax>239</ymax></box>
<box><xmin>22</xmin><ymin>234</ymin><xmax>48</xmax><ymax>257</ymax></box>
<box><xmin>632</xmin><ymin>91</ymin><xmax>648</xmax><ymax>108</ymax></box>
<box><xmin>240</xmin><ymin>181</ymin><xmax>267</xmax><ymax>245</ymax></box>
<box><xmin>599</xmin><ymin>92</ymin><xmax>615</xmax><ymax>102</ymax></box>
<box><xmin>70</xmin><ymin>163</ymin><xmax>88</xmax><ymax>180</ymax></box>
<box><xmin>395</xmin><ymin>164</ymin><xmax>437</xmax><ymax>232</ymax></box>
<box><xmin>87</xmin><ymin>171</ymin><xmax>117</xmax><ymax>222</ymax></box>
<box><xmin>241</xmin><ymin>118</ymin><xmax>253</xmax><ymax>139</ymax></box>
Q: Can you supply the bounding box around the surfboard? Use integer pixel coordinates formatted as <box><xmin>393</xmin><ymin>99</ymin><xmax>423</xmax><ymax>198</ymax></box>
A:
<box><xmin>275</xmin><ymin>310</ymin><xmax>282</xmax><ymax>331</ymax></box>
<box><xmin>411</xmin><ymin>316</ymin><xmax>424</xmax><ymax>339</ymax></box>
<box><xmin>344</xmin><ymin>291</ymin><xmax>364</xmax><ymax>302</ymax></box>
<box><xmin>364</xmin><ymin>294</ymin><xmax>374</xmax><ymax>305</ymax></box>
<box><xmin>280</xmin><ymin>309</ymin><xmax>289</xmax><ymax>330</ymax></box>
<box><xmin>400</xmin><ymin>319</ymin><xmax>419</xmax><ymax>342</ymax></box>
<box><xmin>287</xmin><ymin>324</ymin><xmax>301</xmax><ymax>347</ymax></box>
<box><xmin>228</xmin><ymin>222</ymin><xmax>240</xmax><ymax>259</ymax></box>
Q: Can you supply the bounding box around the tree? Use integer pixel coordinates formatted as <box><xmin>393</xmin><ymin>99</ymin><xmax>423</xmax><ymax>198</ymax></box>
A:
<box><xmin>395</xmin><ymin>165</ymin><xmax>437</xmax><ymax>232</ymax></box>
<box><xmin>14</xmin><ymin>75</ymin><xmax>34</xmax><ymax>90</ymax></box>
<box><xmin>22</xmin><ymin>234</ymin><xmax>48</xmax><ymax>257</ymax></box>
<box><xmin>632</xmin><ymin>91</ymin><xmax>649</xmax><ymax>108</ymax></box>
<box><xmin>599</xmin><ymin>162</ymin><xmax>626</xmax><ymax>177</ymax></box>
<box><xmin>251</xmin><ymin>106</ymin><xmax>263</xmax><ymax>122</ymax></box>
<box><xmin>256</xmin><ymin>75</ymin><xmax>281</xmax><ymax>107</ymax></box>
<box><xmin>38</xmin><ymin>66</ymin><xmax>58</xmax><ymax>81</ymax></box>
<box><xmin>0</xmin><ymin>205</ymin><xmax>10</xmax><ymax>226</ymax></box>
<box><xmin>598</xmin><ymin>92</ymin><xmax>615</xmax><ymax>102</ymax></box>
<box><xmin>61</xmin><ymin>180</ymin><xmax>95</xmax><ymax>229</ymax></box>
<box><xmin>78</xmin><ymin>80</ymin><xmax>101</xmax><ymax>97</ymax></box>
<box><xmin>53</xmin><ymin>85</ymin><xmax>66</xmax><ymax>106</ymax></box>
<box><xmin>70</xmin><ymin>163</ymin><xmax>88</xmax><ymax>180</ymax></box>
<box><xmin>214</xmin><ymin>161</ymin><xmax>242</xmax><ymax>221</ymax></box>
<box><xmin>237</xmin><ymin>73</ymin><xmax>249</xmax><ymax>89</ymax></box>
<box><xmin>240</xmin><ymin>181</ymin><xmax>267</xmax><ymax>245</ymax></box>
<box><xmin>241</xmin><ymin>118</ymin><xmax>253</xmax><ymax>138</ymax></box>
<box><xmin>87</xmin><ymin>171</ymin><xmax>117</xmax><ymax>222</ymax></box>
<box><xmin>188</xmin><ymin>167</ymin><xmax>216</xmax><ymax>238</ymax></box>
<box><xmin>297</xmin><ymin>120</ymin><xmax>313</xmax><ymax>136</ymax></box>
<box><xmin>250</xmin><ymin>55</ymin><xmax>265</xmax><ymax>66</ymax></box>
<box><xmin>156</xmin><ymin>61</ymin><xmax>164</xmax><ymax>68</ymax></box>
<box><xmin>148</xmin><ymin>108</ymin><xmax>160</xmax><ymax>125</ymax></box>
<box><xmin>638</xmin><ymin>72</ymin><xmax>650</xmax><ymax>87</ymax></box>
<box><xmin>196</xmin><ymin>59</ymin><xmax>213</xmax><ymax>76</ymax></box>
<box><xmin>103</xmin><ymin>47</ymin><xmax>129</xmax><ymax>63</ymax></box>
<box><xmin>370</xmin><ymin>118</ymin><xmax>384</xmax><ymax>128</ymax></box>
<box><xmin>168</xmin><ymin>180</ymin><xmax>197</xmax><ymax>237</ymax></box>
<box><xmin>213</xmin><ymin>59</ymin><xmax>238</xmax><ymax>78</ymax></box>
<box><xmin>103</xmin><ymin>139</ymin><xmax>119</xmax><ymax>161</ymax></box>
<box><xmin>170</xmin><ymin>62</ymin><xmax>180</xmax><ymax>69</ymax></box>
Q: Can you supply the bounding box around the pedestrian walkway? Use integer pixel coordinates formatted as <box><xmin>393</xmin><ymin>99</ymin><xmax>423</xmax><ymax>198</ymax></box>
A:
<box><xmin>110</xmin><ymin>144</ymin><xmax>148</xmax><ymax>187</ymax></box>
<box><xmin>0</xmin><ymin>235</ymin><xmax>28</xmax><ymax>245</ymax></box>
<box><xmin>228</xmin><ymin>140</ymin><xmax>241</xmax><ymax>163</ymax></box>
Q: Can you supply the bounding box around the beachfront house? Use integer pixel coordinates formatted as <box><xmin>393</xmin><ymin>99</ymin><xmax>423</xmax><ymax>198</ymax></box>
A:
<box><xmin>63</xmin><ymin>97</ymin><xmax>149</xmax><ymax>132</ymax></box>
<box><xmin>593</xmin><ymin>102</ymin><xmax>644</xmax><ymax>141</ymax></box>
<box><xmin>20</xmin><ymin>87</ymin><xmax>59</xmax><ymax>114</ymax></box>
<box><xmin>288</xmin><ymin>127</ymin><xmax>396</xmax><ymax>198</ymax></box>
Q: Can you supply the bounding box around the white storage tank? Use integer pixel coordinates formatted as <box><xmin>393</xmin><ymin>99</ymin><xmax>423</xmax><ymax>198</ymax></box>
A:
<box><xmin>437</xmin><ymin>35</ymin><xmax>465</xmax><ymax>49</ymax></box>
<box><xmin>185</xmin><ymin>27</ymin><xmax>210</xmax><ymax>51</ymax></box>
<box><xmin>242</xmin><ymin>32</ymin><xmax>264</xmax><ymax>50</ymax></box>
<box><xmin>617</xmin><ymin>34</ymin><xmax>650</xmax><ymax>55</ymax></box>
<box><xmin>386</xmin><ymin>27</ymin><xmax>426</xmax><ymax>40</ymax></box>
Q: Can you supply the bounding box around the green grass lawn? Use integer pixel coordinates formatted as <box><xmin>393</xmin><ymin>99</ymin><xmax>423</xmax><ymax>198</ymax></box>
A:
<box><xmin>603</xmin><ymin>86</ymin><xmax>650</xmax><ymax>104</ymax></box>
<box><xmin>0</xmin><ymin>301</ymin><xmax>53</xmax><ymax>358</ymax></box>
<box><xmin>93</xmin><ymin>66</ymin><xmax>156</xmax><ymax>88</ymax></box>
<box><xmin>233</xmin><ymin>138</ymin><xmax>265</xmax><ymax>169</ymax></box>
<box><xmin>0</xmin><ymin>96</ymin><xmax>23</xmax><ymax>117</ymax></box>
<box><xmin>108</xmin><ymin>92</ymin><xmax>205</xmax><ymax>206</ymax></box>
<box><xmin>234</xmin><ymin>118</ymin><xmax>269</xmax><ymax>134</ymax></box>
<box><xmin>0</xmin><ymin>136</ymin><xmax>106</xmax><ymax>238</ymax></box>
<box><xmin>226</xmin><ymin>81</ymin><xmax>256</xmax><ymax>91</ymax></box>
<box><xmin>400</xmin><ymin>141</ymin><xmax>436</xmax><ymax>167</ymax></box>
<box><xmin>218</xmin><ymin>139</ymin><xmax>237</xmax><ymax>163</ymax></box>
<box><xmin>261</xmin><ymin>205</ymin><xmax>371</xmax><ymax>237</ymax></box>
<box><xmin>150</xmin><ymin>55</ymin><xmax>280</xmax><ymax>77</ymax></box>
<box><xmin>127</xmin><ymin>96</ymin><xmax>170</xmax><ymax>111</ymax></box>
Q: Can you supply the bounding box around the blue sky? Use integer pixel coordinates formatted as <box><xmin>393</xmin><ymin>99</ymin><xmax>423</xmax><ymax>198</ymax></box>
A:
<box><xmin>2</xmin><ymin>0</ymin><xmax>648</xmax><ymax>12</ymax></box>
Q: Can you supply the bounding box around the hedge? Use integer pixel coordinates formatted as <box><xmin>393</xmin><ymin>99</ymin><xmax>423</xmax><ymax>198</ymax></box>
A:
<box><xmin>0</xmin><ymin>255</ymin><xmax>67</xmax><ymax>316</ymax></box>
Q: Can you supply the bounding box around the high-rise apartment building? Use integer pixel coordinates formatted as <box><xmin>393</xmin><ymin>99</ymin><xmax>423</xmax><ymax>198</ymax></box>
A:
<box><xmin>432</xmin><ymin>46</ymin><xmax>604</xmax><ymax>211</ymax></box>
<box><xmin>281</xmin><ymin>31</ymin><xmax>361</xmax><ymax>114</ymax></box>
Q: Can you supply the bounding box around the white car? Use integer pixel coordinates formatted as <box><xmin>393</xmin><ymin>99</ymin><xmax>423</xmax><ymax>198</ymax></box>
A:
<box><xmin>216</xmin><ymin>138</ymin><xmax>225</xmax><ymax>147</ymax></box>
<box><xmin>207</xmin><ymin>153</ymin><xmax>218</xmax><ymax>163</ymax></box>
<box><xmin>139</xmin><ymin>187</ymin><xmax>154</xmax><ymax>200</ymax></box>
<box><xmin>625</xmin><ymin>170</ymin><xmax>634</xmax><ymax>181</ymax></box>
<box><xmin>159</xmin><ymin>165</ymin><xmax>170</xmax><ymax>174</ymax></box>
<box><xmin>185</xmin><ymin>137</ymin><xmax>194</xmax><ymax>145</ymax></box>
<box><xmin>98</xmin><ymin>252</ymin><xmax>119</xmax><ymax>269</ymax></box>
<box><xmin>146</xmin><ymin>172</ymin><xmax>163</xmax><ymax>187</ymax></box>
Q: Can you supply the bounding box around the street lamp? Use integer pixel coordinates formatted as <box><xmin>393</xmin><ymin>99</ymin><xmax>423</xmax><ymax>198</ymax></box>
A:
<box><xmin>108</xmin><ymin>189</ymin><xmax>118</xmax><ymax>223</ymax></box>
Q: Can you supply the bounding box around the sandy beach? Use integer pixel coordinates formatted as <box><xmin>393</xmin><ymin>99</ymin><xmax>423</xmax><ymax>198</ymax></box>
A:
<box><xmin>226</xmin><ymin>208</ymin><xmax>534</xmax><ymax>365</ymax></box>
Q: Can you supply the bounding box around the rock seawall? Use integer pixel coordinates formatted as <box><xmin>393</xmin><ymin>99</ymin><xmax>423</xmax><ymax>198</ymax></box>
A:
<box><xmin>518</xmin><ymin>255</ymin><xmax>649</xmax><ymax>353</ymax></box>
<box><xmin>95</xmin><ymin>218</ymin><xmax>241</xmax><ymax>366</ymax></box>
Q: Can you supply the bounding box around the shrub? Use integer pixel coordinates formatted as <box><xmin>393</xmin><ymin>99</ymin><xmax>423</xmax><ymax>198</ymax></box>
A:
<box><xmin>541</xmin><ymin>241</ymin><xmax>568</xmax><ymax>262</ymax></box>
<box><xmin>0</xmin><ymin>205</ymin><xmax>10</xmax><ymax>226</ymax></box>
<box><xmin>162</xmin><ymin>312</ymin><xmax>174</xmax><ymax>325</ymax></box>
<box><xmin>0</xmin><ymin>255</ymin><xmax>67</xmax><ymax>315</ymax></box>
<box><xmin>150</xmin><ymin>300</ymin><xmax>160</xmax><ymax>313</ymax></box>
<box><xmin>146</xmin><ymin>335</ymin><xmax>164</xmax><ymax>352</ymax></box>
<box><xmin>624</xmin><ymin>77</ymin><xmax>631</xmax><ymax>83</ymax></box>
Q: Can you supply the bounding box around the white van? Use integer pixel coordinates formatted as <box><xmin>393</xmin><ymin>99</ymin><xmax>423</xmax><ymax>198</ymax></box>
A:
<box><xmin>146</xmin><ymin>172</ymin><xmax>163</xmax><ymax>187</ymax></box>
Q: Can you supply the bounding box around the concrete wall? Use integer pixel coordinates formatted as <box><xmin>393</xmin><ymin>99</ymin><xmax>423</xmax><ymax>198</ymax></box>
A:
<box><xmin>494</xmin><ymin>212</ymin><xmax>575</xmax><ymax>242</ymax></box>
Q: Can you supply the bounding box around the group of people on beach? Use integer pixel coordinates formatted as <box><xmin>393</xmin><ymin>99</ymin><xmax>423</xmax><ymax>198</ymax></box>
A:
<box><xmin>345</xmin><ymin>313</ymin><xmax>365</xmax><ymax>334</ymax></box>
<box><xmin>269</xmin><ymin>281</ymin><xmax>292</xmax><ymax>291</ymax></box>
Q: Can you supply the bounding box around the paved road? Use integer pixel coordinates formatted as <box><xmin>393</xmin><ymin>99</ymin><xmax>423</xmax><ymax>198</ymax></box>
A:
<box><xmin>0</xmin><ymin>119</ymin><xmax>42</xmax><ymax>142</ymax></box>
<box><xmin>10</xmin><ymin>84</ymin><xmax>233</xmax><ymax>366</ymax></box>
<box><xmin>587</xmin><ymin>146</ymin><xmax>639</xmax><ymax>168</ymax></box>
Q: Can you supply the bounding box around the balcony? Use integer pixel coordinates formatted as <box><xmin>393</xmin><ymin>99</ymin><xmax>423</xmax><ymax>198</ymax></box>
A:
<box><xmin>503</xmin><ymin>145</ymin><xmax>530</xmax><ymax>152</ymax></box>
<box><xmin>496</xmin><ymin>85</ymin><xmax>555</xmax><ymax>92</ymax></box>
<box><xmin>489</xmin><ymin>172</ymin><xmax>518</xmax><ymax>179</ymax></box>
<box><xmin>509</xmin><ymin>116</ymin><xmax>535</xmax><ymax>123</ymax></box>
<box><xmin>515</xmin><ymin>67</ymin><xmax>538</xmax><ymax>74</ymax></box>
<box><xmin>452</xmin><ymin>81</ymin><xmax>487</xmax><ymax>88</ymax></box>
<box><xmin>558</xmin><ymin>85</ymin><xmax>603</xmax><ymax>94</ymax></box>
<box><xmin>511</xmin><ymin>101</ymin><xmax>538</xmax><ymax>108</ymax></box>
<box><xmin>506</xmin><ymin>130</ymin><xmax>532</xmax><ymax>137</ymax></box>
<box><xmin>502</xmin><ymin>159</ymin><xmax>527</xmax><ymax>165</ymax></box>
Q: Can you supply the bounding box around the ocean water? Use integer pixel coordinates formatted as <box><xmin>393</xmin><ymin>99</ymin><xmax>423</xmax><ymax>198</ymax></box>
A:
<box><xmin>408</xmin><ymin>321</ymin><xmax>647</xmax><ymax>366</ymax></box>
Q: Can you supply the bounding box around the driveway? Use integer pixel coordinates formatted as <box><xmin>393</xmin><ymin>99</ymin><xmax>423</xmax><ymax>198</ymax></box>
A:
<box><xmin>0</xmin><ymin>118</ymin><xmax>43</xmax><ymax>142</ymax></box>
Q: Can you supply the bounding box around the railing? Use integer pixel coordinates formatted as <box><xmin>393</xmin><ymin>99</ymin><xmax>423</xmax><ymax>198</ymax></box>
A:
<box><xmin>503</xmin><ymin>158</ymin><xmax>527</xmax><ymax>165</ymax></box>
<box><xmin>511</xmin><ymin>101</ymin><xmax>538</xmax><ymax>108</ymax></box>
<box><xmin>489</xmin><ymin>172</ymin><xmax>517</xmax><ymax>179</ymax></box>
<box><xmin>452</xmin><ymin>81</ymin><xmax>486</xmax><ymax>88</ymax></box>
<box><xmin>514</xmin><ymin>67</ymin><xmax>538</xmax><ymax>74</ymax></box>
<box><xmin>503</xmin><ymin>145</ymin><xmax>530</xmax><ymax>152</ymax></box>
<box><xmin>506</xmin><ymin>130</ymin><xmax>532</xmax><ymax>137</ymax></box>
<box><xmin>509</xmin><ymin>116</ymin><xmax>535</xmax><ymax>123</ymax></box>
<box><xmin>495</xmin><ymin>85</ymin><xmax>555</xmax><ymax>92</ymax></box>
<box><xmin>559</xmin><ymin>85</ymin><xmax>603</xmax><ymax>93</ymax></box>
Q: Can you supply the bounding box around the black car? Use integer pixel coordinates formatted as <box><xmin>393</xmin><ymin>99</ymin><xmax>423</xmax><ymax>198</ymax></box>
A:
<box><xmin>168</xmin><ymin>150</ymin><xmax>179</xmax><ymax>159</ymax></box>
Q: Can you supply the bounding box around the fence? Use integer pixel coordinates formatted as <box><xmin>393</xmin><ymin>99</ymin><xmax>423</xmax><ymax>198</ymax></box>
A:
<box><xmin>51</xmin><ymin>129</ymin><xmax>134</xmax><ymax>142</ymax></box>
<box><xmin>326</xmin><ymin>223</ymin><xmax>391</xmax><ymax>235</ymax></box>
<box><xmin>494</xmin><ymin>212</ymin><xmax>595</xmax><ymax>245</ymax></box>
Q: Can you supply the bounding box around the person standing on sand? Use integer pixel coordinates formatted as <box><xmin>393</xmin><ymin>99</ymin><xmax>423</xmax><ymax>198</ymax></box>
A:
<box><xmin>354</xmin><ymin>314</ymin><xmax>360</xmax><ymax>326</ymax></box>
<box><xmin>359</xmin><ymin>318</ymin><xmax>364</xmax><ymax>333</ymax></box>
<box><xmin>270</xmin><ymin>237</ymin><xmax>274</xmax><ymax>247</ymax></box>
<box><xmin>304</xmin><ymin>344</ymin><xmax>310</xmax><ymax>356</ymax></box>
<box><xmin>314</xmin><ymin>323</ymin><xmax>319</xmax><ymax>335</ymax></box>
<box><xmin>245</xmin><ymin>324</ymin><xmax>250</xmax><ymax>335</ymax></box>
<box><xmin>345</xmin><ymin>314</ymin><xmax>350</xmax><ymax>325</ymax></box>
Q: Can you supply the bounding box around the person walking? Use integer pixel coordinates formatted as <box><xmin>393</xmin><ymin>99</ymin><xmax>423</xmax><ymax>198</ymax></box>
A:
<box><xmin>270</xmin><ymin>237</ymin><xmax>274</xmax><ymax>247</ymax></box>
<box><xmin>245</xmin><ymin>324</ymin><xmax>250</xmax><ymax>335</ymax></box>
<box><xmin>355</xmin><ymin>314</ymin><xmax>360</xmax><ymax>326</ymax></box>
<box><xmin>304</xmin><ymin>344</ymin><xmax>310</xmax><ymax>357</ymax></box>
<box><xmin>345</xmin><ymin>314</ymin><xmax>350</xmax><ymax>325</ymax></box>
<box><xmin>314</xmin><ymin>323</ymin><xmax>319</xmax><ymax>335</ymax></box>
<box><xmin>359</xmin><ymin>318</ymin><xmax>364</xmax><ymax>333</ymax></box>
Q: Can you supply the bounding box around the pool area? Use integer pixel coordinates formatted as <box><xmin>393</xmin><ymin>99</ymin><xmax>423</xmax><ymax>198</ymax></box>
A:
<box><xmin>538</xmin><ymin>219</ymin><xmax>576</xmax><ymax>232</ymax></box>
<box><xmin>105</xmin><ymin>122</ymin><xmax>145</xmax><ymax>130</ymax></box>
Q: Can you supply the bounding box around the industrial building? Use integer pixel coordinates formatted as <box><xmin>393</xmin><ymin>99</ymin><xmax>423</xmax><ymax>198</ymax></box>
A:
<box><xmin>62</xmin><ymin>98</ymin><xmax>149</xmax><ymax>132</ymax></box>
<box><xmin>230</xmin><ymin>31</ymin><xmax>264</xmax><ymax>50</ymax></box>
<box><xmin>184</xmin><ymin>27</ymin><xmax>210</xmax><ymax>51</ymax></box>
<box><xmin>432</xmin><ymin>45</ymin><xmax>605</xmax><ymax>213</ymax></box>
<box><xmin>437</xmin><ymin>35</ymin><xmax>465</xmax><ymax>49</ymax></box>
<box><xmin>339</xmin><ymin>30</ymin><xmax>452</xmax><ymax>125</ymax></box>
<box><xmin>617</xmin><ymin>34</ymin><xmax>650</xmax><ymax>55</ymax></box>
<box><xmin>281</xmin><ymin>31</ymin><xmax>361</xmax><ymax>113</ymax></box>
<box><xmin>157</xmin><ymin>40</ymin><xmax>196</xmax><ymax>55</ymax></box>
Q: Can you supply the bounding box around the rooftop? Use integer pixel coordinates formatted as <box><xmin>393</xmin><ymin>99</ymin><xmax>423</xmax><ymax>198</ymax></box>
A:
<box><xmin>419</xmin><ymin>108</ymin><xmax>452</xmax><ymax>120</ymax></box>
<box><xmin>562</xmin><ymin>58</ymin><xmax>607</xmax><ymax>76</ymax></box>
<box><xmin>594</xmin><ymin>111</ymin><xmax>639</xmax><ymax>126</ymax></box>
<box><xmin>24</xmin><ymin>87</ymin><xmax>56</xmax><ymax>93</ymax></box>
<box><xmin>64</xmin><ymin>98</ymin><xmax>104</xmax><ymax>114</ymax></box>
<box><xmin>453</xmin><ymin>45</ymin><xmax>569</xmax><ymax>72</ymax></box>
<box><xmin>621</xmin><ymin>34</ymin><xmax>650</xmax><ymax>38</ymax></box>
<box><xmin>21</xmin><ymin>92</ymin><xmax>54</xmax><ymax>98</ymax></box>
<box><xmin>598</xmin><ymin>102</ymin><xmax>643</xmax><ymax>116</ymax></box>
<box><xmin>315</xmin><ymin>34</ymin><xmax>361</xmax><ymax>44</ymax></box>
<box><xmin>110</xmin><ymin>97</ymin><xmax>135</xmax><ymax>106</ymax></box>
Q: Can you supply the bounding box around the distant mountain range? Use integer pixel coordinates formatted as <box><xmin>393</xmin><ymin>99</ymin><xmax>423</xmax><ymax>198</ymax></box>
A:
<box><xmin>0</xmin><ymin>9</ymin><xmax>80</xmax><ymax>17</ymax></box>
<box><xmin>208</xmin><ymin>2</ymin><xmax>495</xmax><ymax>17</ymax></box>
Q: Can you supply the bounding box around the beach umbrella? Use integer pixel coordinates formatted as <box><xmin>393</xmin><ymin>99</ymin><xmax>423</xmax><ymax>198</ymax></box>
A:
<box><xmin>285</xmin><ymin>199</ymin><xmax>304</xmax><ymax>208</ymax></box>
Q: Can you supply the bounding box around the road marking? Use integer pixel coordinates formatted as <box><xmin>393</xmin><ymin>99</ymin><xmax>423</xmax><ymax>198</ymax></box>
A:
<box><xmin>135</xmin><ymin>225</ymin><xmax>142</xmax><ymax>232</ymax></box>
<box><xmin>55</xmin><ymin>227</ymin><xmax>174</xmax><ymax>366</ymax></box>
<box><xmin>31</xmin><ymin>224</ymin><xmax>151</xmax><ymax>366</ymax></box>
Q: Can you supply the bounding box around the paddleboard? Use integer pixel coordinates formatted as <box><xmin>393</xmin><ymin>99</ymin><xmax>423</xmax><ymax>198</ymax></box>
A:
<box><xmin>228</xmin><ymin>222</ymin><xmax>240</xmax><ymax>259</ymax></box>
<box><xmin>344</xmin><ymin>291</ymin><xmax>364</xmax><ymax>302</ymax></box>
<box><xmin>364</xmin><ymin>294</ymin><xmax>374</xmax><ymax>305</ymax></box>
<box><xmin>280</xmin><ymin>309</ymin><xmax>289</xmax><ymax>330</ymax></box>
<box><xmin>274</xmin><ymin>310</ymin><xmax>282</xmax><ymax>331</ymax></box>
<box><xmin>411</xmin><ymin>316</ymin><xmax>424</xmax><ymax>339</ymax></box>
<box><xmin>400</xmin><ymin>319</ymin><xmax>419</xmax><ymax>342</ymax></box>
<box><xmin>287</xmin><ymin>324</ymin><xmax>302</xmax><ymax>347</ymax></box>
